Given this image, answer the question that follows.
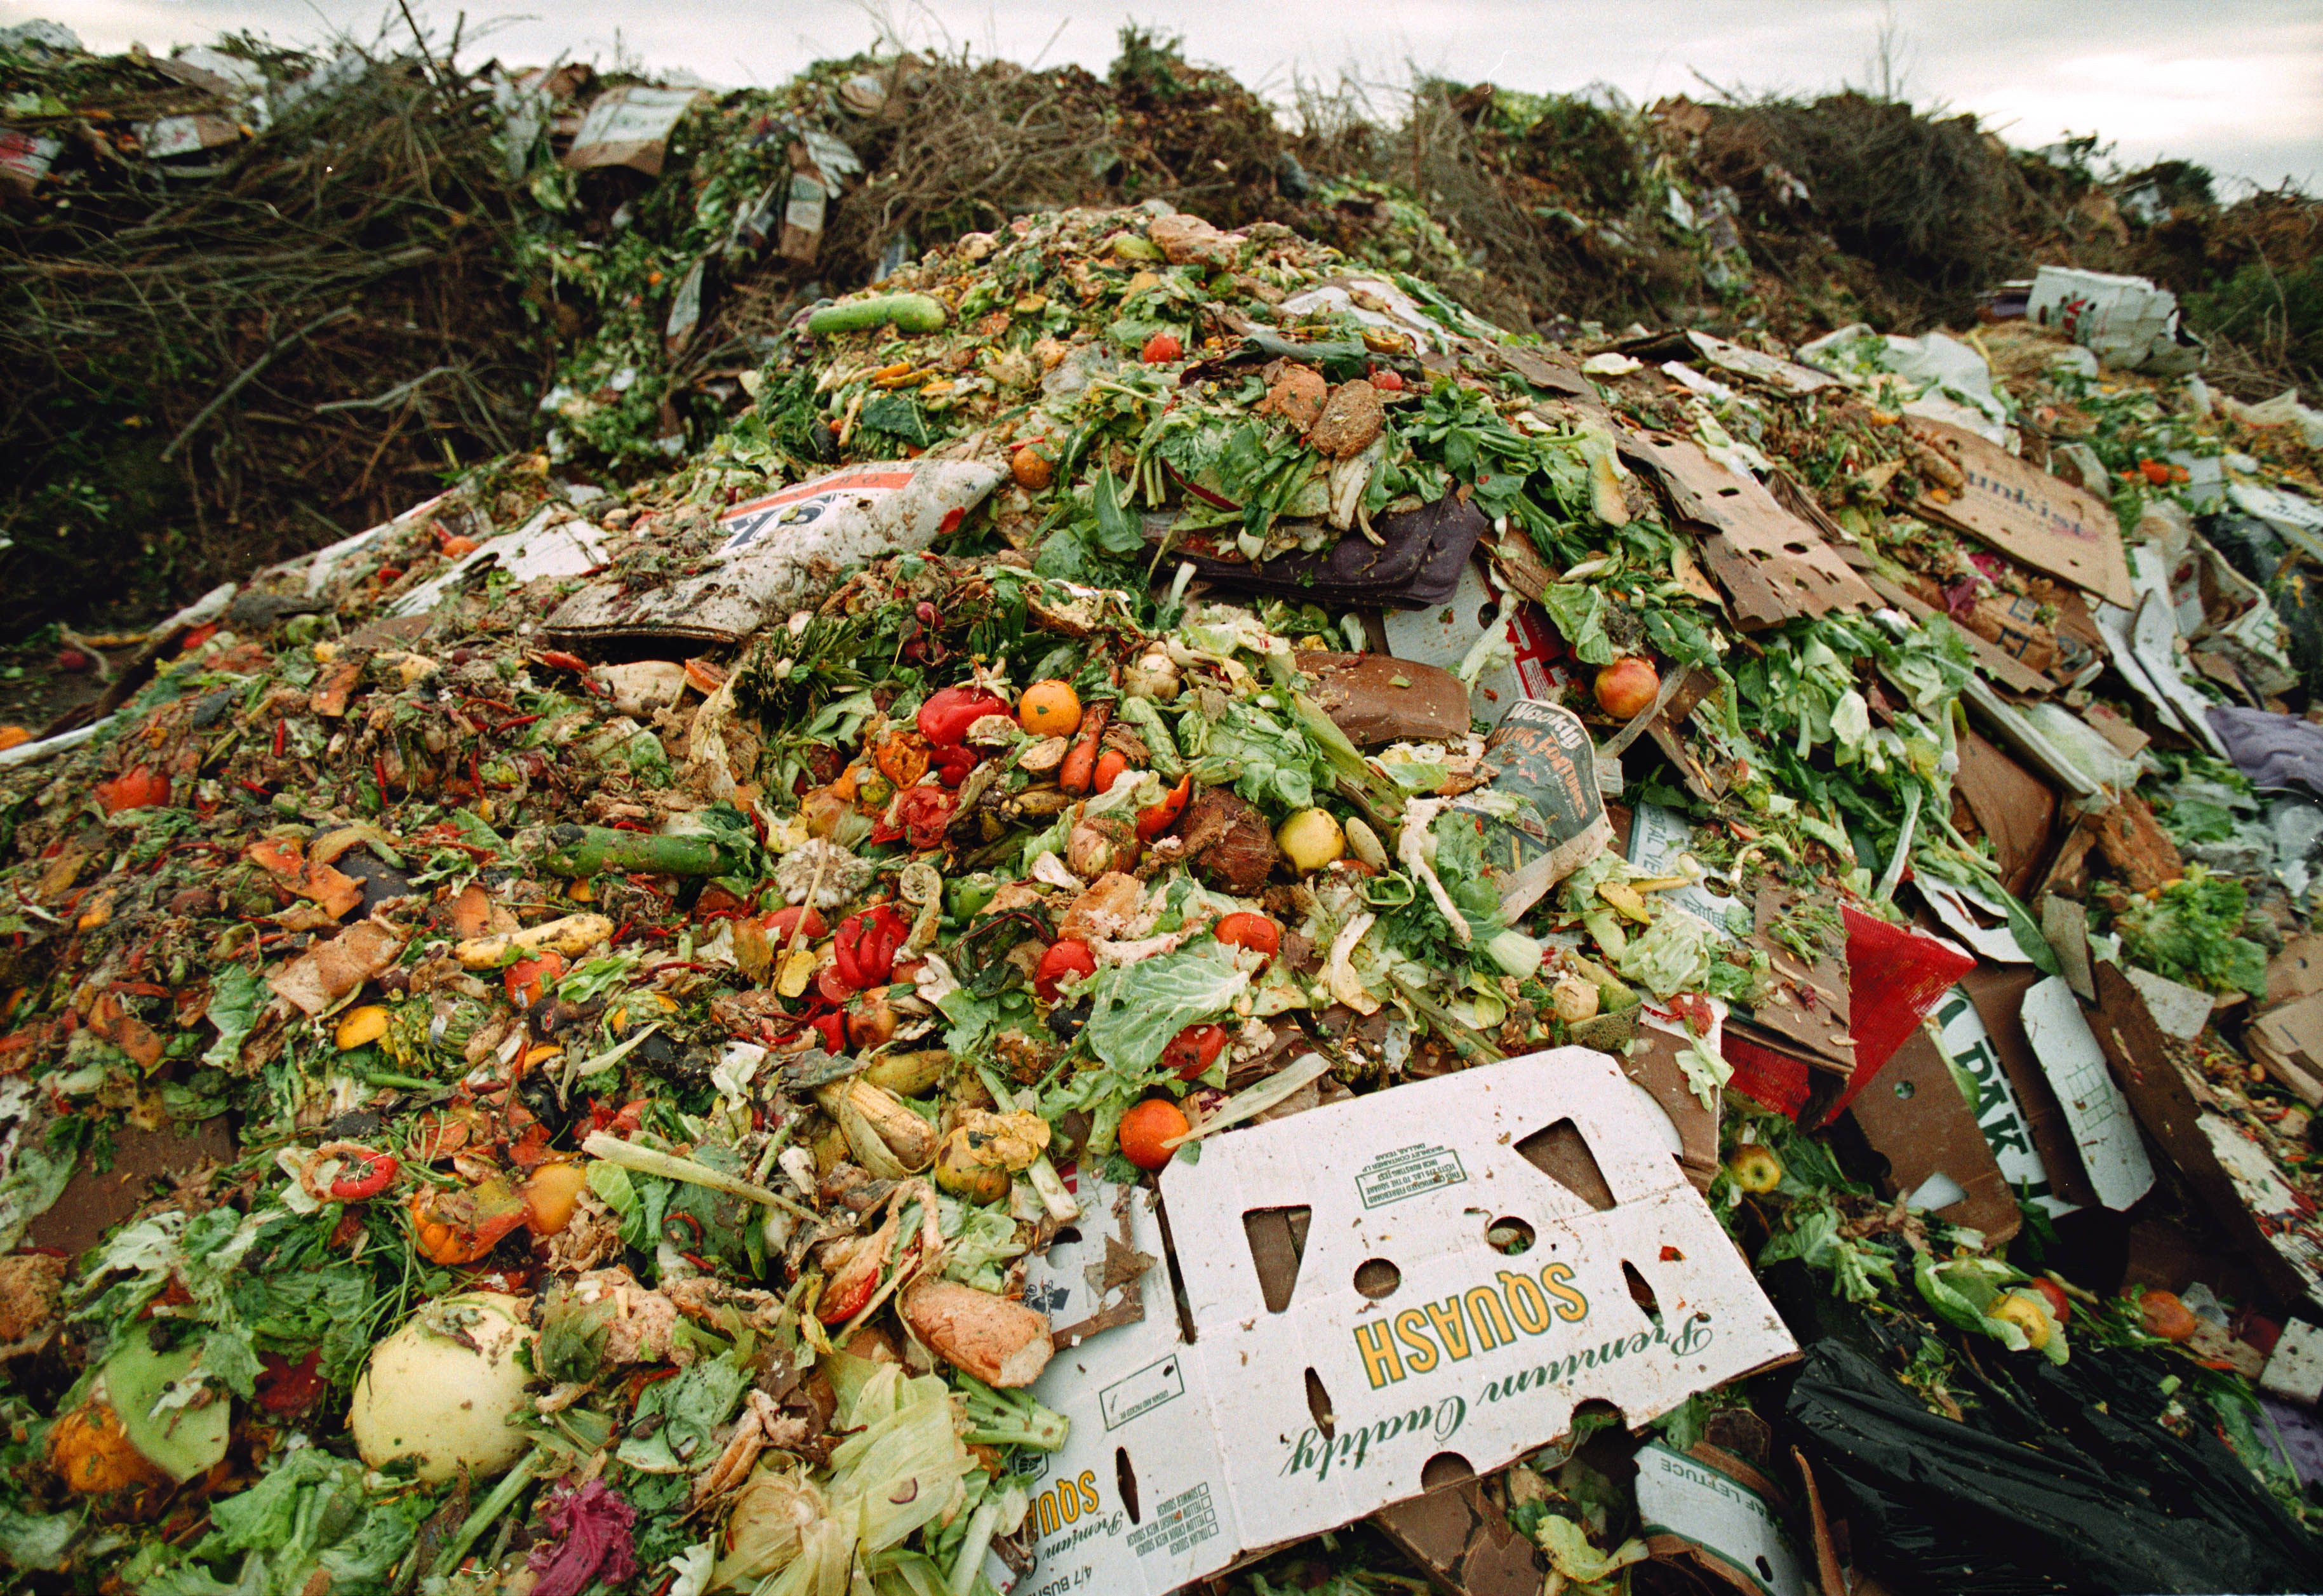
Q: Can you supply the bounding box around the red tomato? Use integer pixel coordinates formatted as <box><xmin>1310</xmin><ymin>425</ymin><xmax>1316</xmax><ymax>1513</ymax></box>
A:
<box><xmin>1119</xmin><ymin>1098</ymin><xmax>1191</xmax><ymax>1171</ymax></box>
<box><xmin>1142</xmin><ymin>332</ymin><xmax>1184</xmax><ymax>364</ymax></box>
<box><xmin>1033</xmin><ymin>939</ymin><xmax>1097</xmax><ymax>1001</ymax></box>
<box><xmin>1092</xmin><ymin>749</ymin><xmax>1130</xmax><ymax>793</ymax></box>
<box><xmin>1162</xmin><ymin>1024</ymin><xmax>1229</xmax><ymax>1080</ymax></box>
<box><xmin>1370</xmin><ymin>367</ymin><xmax>1405</xmax><ymax>391</ymax></box>
<box><xmin>1214</xmin><ymin>913</ymin><xmax>1280</xmax><ymax>958</ymax></box>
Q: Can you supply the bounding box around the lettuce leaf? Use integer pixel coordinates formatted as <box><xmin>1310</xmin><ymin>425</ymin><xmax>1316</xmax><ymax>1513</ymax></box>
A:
<box><xmin>1084</xmin><ymin>944</ymin><xmax>1250</xmax><ymax>1074</ymax></box>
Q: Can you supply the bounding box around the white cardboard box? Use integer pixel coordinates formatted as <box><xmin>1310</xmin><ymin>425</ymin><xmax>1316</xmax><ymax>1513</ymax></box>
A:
<box><xmin>997</xmin><ymin>1047</ymin><xmax>1799</xmax><ymax>1594</ymax></box>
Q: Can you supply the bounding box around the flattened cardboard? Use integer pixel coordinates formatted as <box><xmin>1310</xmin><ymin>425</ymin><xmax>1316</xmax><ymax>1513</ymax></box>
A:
<box><xmin>2089</xmin><ymin>962</ymin><xmax>2323</xmax><ymax>1308</ymax></box>
<box><xmin>1626</xmin><ymin>801</ymin><xmax>1744</xmax><ymax>945</ymax></box>
<box><xmin>2018</xmin><ymin>974</ymin><xmax>2157</xmax><ymax>1211</ymax></box>
<box><xmin>1910</xmin><ymin>419</ymin><xmax>2137</xmax><ymax>608</ymax></box>
<box><xmin>1951</xmin><ymin>728</ymin><xmax>2058</xmax><ymax>896</ymax></box>
<box><xmin>1932</xmin><ymin>984</ymin><xmax>2078</xmax><ymax>1218</ymax></box>
<box><xmin>1750</xmin><ymin>888</ymin><xmax>1853</xmax><ymax>1068</ymax></box>
<box><xmin>1634</xmin><ymin>1441</ymin><xmax>1810</xmax><ymax>1596</ymax></box>
<box><xmin>2265</xmin><ymin>934</ymin><xmax>2323</xmax><ymax>1009</ymax></box>
<box><xmin>1620</xmin><ymin>431</ymin><xmax>1878</xmax><ymax>629</ymax></box>
<box><xmin>29</xmin><ymin>1118</ymin><xmax>236</xmax><ymax>1257</ymax></box>
<box><xmin>2249</xmin><ymin>991</ymin><xmax>2323</xmax><ymax>1107</ymax></box>
<box><xmin>1850</xmin><ymin>1028</ymin><xmax>2022</xmax><ymax>1242</ymax></box>
<box><xmin>1001</xmin><ymin>1050</ymin><xmax>1797</xmax><ymax>1595</ymax></box>
<box><xmin>1372</xmin><ymin>1477</ymin><xmax>1548</xmax><ymax>1596</ymax></box>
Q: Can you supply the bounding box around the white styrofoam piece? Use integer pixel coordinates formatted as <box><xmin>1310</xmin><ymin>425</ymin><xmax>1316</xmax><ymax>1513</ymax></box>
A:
<box><xmin>2019</xmin><ymin>976</ymin><xmax>2157</xmax><ymax>1210</ymax></box>
<box><xmin>1633</xmin><ymin>1440</ymin><xmax>1809</xmax><ymax>1596</ymax></box>
<box><xmin>997</xmin><ymin>1050</ymin><xmax>1797</xmax><ymax>1595</ymax></box>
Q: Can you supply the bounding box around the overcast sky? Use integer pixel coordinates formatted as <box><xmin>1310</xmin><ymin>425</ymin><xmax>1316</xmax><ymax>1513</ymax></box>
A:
<box><xmin>22</xmin><ymin>0</ymin><xmax>2321</xmax><ymax>189</ymax></box>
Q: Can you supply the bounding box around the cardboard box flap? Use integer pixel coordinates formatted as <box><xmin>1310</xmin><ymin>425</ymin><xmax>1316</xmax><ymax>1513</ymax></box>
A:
<box><xmin>998</xmin><ymin>1050</ymin><xmax>1797</xmax><ymax>1596</ymax></box>
<box><xmin>1166</xmin><ymin>1050</ymin><xmax>1796</xmax><ymax>1532</ymax></box>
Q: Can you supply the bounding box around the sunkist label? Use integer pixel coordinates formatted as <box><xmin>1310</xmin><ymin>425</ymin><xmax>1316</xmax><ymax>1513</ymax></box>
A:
<box><xmin>1282</xmin><ymin>1259</ymin><xmax>1715</xmax><ymax>1484</ymax></box>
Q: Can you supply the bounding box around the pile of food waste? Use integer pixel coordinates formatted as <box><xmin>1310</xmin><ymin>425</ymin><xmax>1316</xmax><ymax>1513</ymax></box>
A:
<box><xmin>3</xmin><ymin>199</ymin><xmax>2323</xmax><ymax>1596</ymax></box>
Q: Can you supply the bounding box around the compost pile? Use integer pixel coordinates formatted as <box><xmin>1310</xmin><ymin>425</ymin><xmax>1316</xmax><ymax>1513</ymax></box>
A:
<box><xmin>8</xmin><ymin>32</ymin><xmax>2323</xmax><ymax>1596</ymax></box>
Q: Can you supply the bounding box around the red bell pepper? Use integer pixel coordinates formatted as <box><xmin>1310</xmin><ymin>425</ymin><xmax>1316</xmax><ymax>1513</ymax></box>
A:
<box><xmin>1136</xmin><ymin>774</ymin><xmax>1193</xmax><ymax>840</ymax></box>
<box><xmin>833</xmin><ymin>906</ymin><xmax>909</xmax><ymax>989</ymax></box>
<box><xmin>328</xmin><ymin>1148</ymin><xmax>399</xmax><ymax>1202</ymax></box>
<box><xmin>917</xmin><ymin>685</ymin><xmax>1012</xmax><ymax>749</ymax></box>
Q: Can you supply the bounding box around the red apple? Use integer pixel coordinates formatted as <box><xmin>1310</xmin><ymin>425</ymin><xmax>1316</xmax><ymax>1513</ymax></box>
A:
<box><xmin>1595</xmin><ymin>656</ymin><xmax>1661</xmax><ymax>720</ymax></box>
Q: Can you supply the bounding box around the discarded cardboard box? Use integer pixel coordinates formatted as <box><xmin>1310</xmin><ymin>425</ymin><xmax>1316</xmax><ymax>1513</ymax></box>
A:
<box><xmin>1957</xmin><ymin>968</ymin><xmax>2102</xmax><ymax>1212</ymax></box>
<box><xmin>564</xmin><ymin>84</ymin><xmax>714</xmax><ymax>175</ymax></box>
<box><xmin>2249</xmin><ymin>990</ymin><xmax>2323</xmax><ymax>1107</ymax></box>
<box><xmin>1951</xmin><ymin>728</ymin><xmax>2058</xmax><ymax>897</ymax></box>
<box><xmin>1850</xmin><ymin>1028</ymin><xmax>2023</xmax><ymax>1244</ymax></box>
<box><xmin>1929</xmin><ymin>984</ymin><xmax>2079</xmax><ymax>1220</ymax></box>
<box><xmin>1371</xmin><ymin>1475</ymin><xmax>1548</xmax><ymax>1596</ymax></box>
<box><xmin>2087</xmin><ymin>962</ymin><xmax>2323</xmax><ymax>1308</ymax></box>
<box><xmin>1635</xmin><ymin>1440</ymin><xmax>1811</xmax><ymax>1596</ymax></box>
<box><xmin>998</xmin><ymin>1049</ymin><xmax>1797</xmax><ymax>1594</ymax></box>
<box><xmin>1910</xmin><ymin>420</ymin><xmax>2137</xmax><ymax>610</ymax></box>
<box><xmin>28</xmin><ymin>1117</ymin><xmax>237</xmax><ymax>1258</ymax></box>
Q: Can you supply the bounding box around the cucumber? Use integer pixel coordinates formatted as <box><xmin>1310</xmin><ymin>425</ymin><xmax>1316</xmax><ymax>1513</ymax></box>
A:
<box><xmin>807</xmin><ymin>292</ymin><xmax>949</xmax><ymax>337</ymax></box>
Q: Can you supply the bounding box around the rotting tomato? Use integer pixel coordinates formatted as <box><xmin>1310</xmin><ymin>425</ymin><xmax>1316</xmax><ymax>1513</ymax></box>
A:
<box><xmin>1162</xmin><ymin>1024</ymin><xmax>1228</xmax><ymax>1080</ymax></box>
<box><xmin>1033</xmin><ymin>939</ymin><xmax>1096</xmax><ymax>1002</ymax></box>
<box><xmin>894</xmin><ymin>786</ymin><xmax>958</xmax><ymax>850</ymax></box>
<box><xmin>762</xmin><ymin>906</ymin><xmax>829</xmax><ymax>944</ymax></box>
<box><xmin>1214</xmin><ymin>912</ymin><xmax>1280</xmax><ymax>958</ymax></box>
<box><xmin>408</xmin><ymin>1177</ymin><xmax>529</xmax><ymax>1266</ymax></box>
<box><xmin>255</xmin><ymin>1350</ymin><xmax>327</xmax><ymax>1415</ymax></box>
<box><xmin>326</xmin><ymin>1146</ymin><xmax>398</xmax><ymax>1202</ymax></box>
<box><xmin>1142</xmin><ymin>331</ymin><xmax>1184</xmax><ymax>364</ymax></box>
<box><xmin>505</xmin><ymin>951</ymin><xmax>565</xmax><ymax>1009</ymax></box>
<box><xmin>833</xmin><ymin>906</ymin><xmax>908</xmax><ymax>989</ymax></box>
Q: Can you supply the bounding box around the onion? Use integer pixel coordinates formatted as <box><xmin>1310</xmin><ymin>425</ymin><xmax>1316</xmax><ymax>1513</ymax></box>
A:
<box><xmin>712</xmin><ymin>1465</ymin><xmax>828</xmax><ymax>1591</ymax></box>
<box><xmin>350</xmin><ymin>1292</ymin><xmax>539</xmax><ymax>1484</ymax></box>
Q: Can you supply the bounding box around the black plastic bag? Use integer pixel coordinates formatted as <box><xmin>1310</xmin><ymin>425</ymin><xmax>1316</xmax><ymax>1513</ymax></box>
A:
<box><xmin>1786</xmin><ymin>1339</ymin><xmax>2323</xmax><ymax>1594</ymax></box>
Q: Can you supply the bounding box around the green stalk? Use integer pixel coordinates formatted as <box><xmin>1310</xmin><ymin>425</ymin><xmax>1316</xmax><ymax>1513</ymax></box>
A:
<box><xmin>432</xmin><ymin>1446</ymin><xmax>546</xmax><ymax>1578</ymax></box>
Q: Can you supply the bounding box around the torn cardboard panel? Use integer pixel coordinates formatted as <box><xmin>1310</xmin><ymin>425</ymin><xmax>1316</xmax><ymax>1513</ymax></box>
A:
<box><xmin>1623</xmin><ymin>1003</ymin><xmax>1729</xmax><ymax>1194</ymax></box>
<box><xmin>1634</xmin><ymin>1440</ymin><xmax>1811</xmax><ymax>1596</ymax></box>
<box><xmin>27</xmin><ymin>1118</ymin><xmax>237</xmax><ymax>1258</ymax></box>
<box><xmin>2249</xmin><ymin>992</ymin><xmax>2323</xmax><ymax>1108</ymax></box>
<box><xmin>1951</xmin><ymin>728</ymin><xmax>2059</xmax><ymax>897</ymax></box>
<box><xmin>2088</xmin><ymin>962</ymin><xmax>2323</xmax><ymax>1308</ymax></box>
<box><xmin>1371</xmin><ymin>1476</ymin><xmax>1549</xmax><ymax>1596</ymax></box>
<box><xmin>1909</xmin><ymin>420</ymin><xmax>2137</xmax><ymax>609</ymax></box>
<box><xmin>1620</xmin><ymin>431</ymin><xmax>1878</xmax><ymax>629</ymax></box>
<box><xmin>1626</xmin><ymin>801</ymin><xmax>1744</xmax><ymax>944</ymax></box>
<box><xmin>564</xmin><ymin>84</ymin><xmax>713</xmax><ymax>175</ymax></box>
<box><xmin>2019</xmin><ymin>975</ymin><xmax>2158</xmax><ymax>1211</ymax></box>
<box><xmin>1682</xmin><ymin>332</ymin><xmax>1838</xmax><ymax>396</ymax></box>
<box><xmin>1001</xmin><ymin>1049</ymin><xmax>1797</xmax><ymax>1596</ymax></box>
<box><xmin>1915</xmin><ymin>877</ymin><xmax>2032</xmax><ymax>966</ymax></box>
<box><xmin>1750</xmin><ymin>888</ymin><xmax>1854</xmax><ymax>1068</ymax></box>
<box><xmin>1850</xmin><ymin>1028</ymin><xmax>2023</xmax><ymax>1243</ymax></box>
<box><xmin>1932</xmin><ymin>984</ymin><xmax>2079</xmax><ymax>1219</ymax></box>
